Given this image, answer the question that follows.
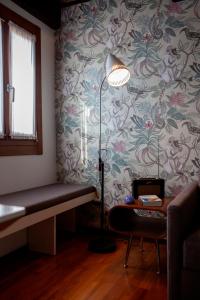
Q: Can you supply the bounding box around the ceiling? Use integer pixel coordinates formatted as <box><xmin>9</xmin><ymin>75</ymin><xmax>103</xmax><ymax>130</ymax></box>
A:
<box><xmin>11</xmin><ymin>0</ymin><xmax>184</xmax><ymax>30</ymax></box>
<box><xmin>11</xmin><ymin>0</ymin><xmax>90</xmax><ymax>30</ymax></box>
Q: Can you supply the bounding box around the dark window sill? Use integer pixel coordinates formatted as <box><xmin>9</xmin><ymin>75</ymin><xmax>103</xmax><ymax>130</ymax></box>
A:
<box><xmin>0</xmin><ymin>139</ymin><xmax>43</xmax><ymax>156</ymax></box>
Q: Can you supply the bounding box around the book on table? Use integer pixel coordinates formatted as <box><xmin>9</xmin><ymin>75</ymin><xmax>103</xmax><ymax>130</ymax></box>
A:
<box><xmin>138</xmin><ymin>195</ymin><xmax>162</xmax><ymax>206</ymax></box>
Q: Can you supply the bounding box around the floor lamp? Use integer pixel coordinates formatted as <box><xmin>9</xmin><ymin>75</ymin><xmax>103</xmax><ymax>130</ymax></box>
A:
<box><xmin>88</xmin><ymin>54</ymin><xmax>130</xmax><ymax>253</ymax></box>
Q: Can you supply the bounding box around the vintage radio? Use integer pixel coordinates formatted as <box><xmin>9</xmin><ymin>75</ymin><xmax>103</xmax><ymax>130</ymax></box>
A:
<box><xmin>132</xmin><ymin>178</ymin><xmax>165</xmax><ymax>199</ymax></box>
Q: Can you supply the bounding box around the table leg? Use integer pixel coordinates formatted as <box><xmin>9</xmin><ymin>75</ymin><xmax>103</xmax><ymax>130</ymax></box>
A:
<box><xmin>28</xmin><ymin>216</ymin><xmax>56</xmax><ymax>255</ymax></box>
<box><xmin>155</xmin><ymin>239</ymin><xmax>161</xmax><ymax>274</ymax></box>
<box><xmin>124</xmin><ymin>234</ymin><xmax>133</xmax><ymax>268</ymax></box>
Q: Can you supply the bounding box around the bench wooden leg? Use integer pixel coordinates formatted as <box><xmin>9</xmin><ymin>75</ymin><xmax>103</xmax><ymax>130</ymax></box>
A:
<box><xmin>28</xmin><ymin>216</ymin><xmax>56</xmax><ymax>255</ymax></box>
<box><xmin>57</xmin><ymin>209</ymin><xmax>76</xmax><ymax>232</ymax></box>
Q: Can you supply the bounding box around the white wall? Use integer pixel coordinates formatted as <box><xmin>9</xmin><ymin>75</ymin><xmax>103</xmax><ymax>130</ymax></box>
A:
<box><xmin>0</xmin><ymin>0</ymin><xmax>57</xmax><ymax>255</ymax></box>
<box><xmin>0</xmin><ymin>0</ymin><xmax>57</xmax><ymax>194</ymax></box>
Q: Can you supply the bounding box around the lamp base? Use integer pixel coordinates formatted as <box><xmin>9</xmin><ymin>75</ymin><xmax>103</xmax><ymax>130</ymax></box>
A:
<box><xmin>88</xmin><ymin>236</ymin><xmax>116</xmax><ymax>253</ymax></box>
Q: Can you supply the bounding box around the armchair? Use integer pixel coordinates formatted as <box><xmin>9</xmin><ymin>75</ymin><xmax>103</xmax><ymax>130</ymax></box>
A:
<box><xmin>167</xmin><ymin>181</ymin><xmax>200</xmax><ymax>300</ymax></box>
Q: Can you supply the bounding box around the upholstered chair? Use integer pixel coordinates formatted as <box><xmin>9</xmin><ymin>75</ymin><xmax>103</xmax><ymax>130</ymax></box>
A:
<box><xmin>108</xmin><ymin>205</ymin><xmax>166</xmax><ymax>274</ymax></box>
<box><xmin>167</xmin><ymin>181</ymin><xmax>200</xmax><ymax>300</ymax></box>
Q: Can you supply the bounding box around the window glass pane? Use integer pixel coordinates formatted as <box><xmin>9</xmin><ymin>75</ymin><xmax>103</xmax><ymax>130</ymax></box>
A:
<box><xmin>10</xmin><ymin>22</ymin><xmax>36</xmax><ymax>139</ymax></box>
<box><xmin>0</xmin><ymin>21</ymin><xmax>3</xmax><ymax>137</ymax></box>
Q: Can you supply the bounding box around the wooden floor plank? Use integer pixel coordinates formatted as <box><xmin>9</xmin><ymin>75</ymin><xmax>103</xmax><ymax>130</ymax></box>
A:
<box><xmin>0</xmin><ymin>233</ymin><xmax>167</xmax><ymax>300</ymax></box>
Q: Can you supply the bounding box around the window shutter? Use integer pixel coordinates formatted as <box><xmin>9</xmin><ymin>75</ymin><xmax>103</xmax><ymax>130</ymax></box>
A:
<box><xmin>9</xmin><ymin>22</ymin><xmax>36</xmax><ymax>139</ymax></box>
<box><xmin>0</xmin><ymin>20</ymin><xmax>4</xmax><ymax>138</ymax></box>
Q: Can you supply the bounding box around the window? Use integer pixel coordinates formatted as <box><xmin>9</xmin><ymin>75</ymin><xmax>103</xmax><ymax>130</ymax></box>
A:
<box><xmin>0</xmin><ymin>3</ymin><xmax>42</xmax><ymax>155</ymax></box>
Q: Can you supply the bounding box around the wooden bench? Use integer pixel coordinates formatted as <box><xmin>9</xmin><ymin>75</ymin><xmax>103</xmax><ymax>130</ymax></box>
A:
<box><xmin>0</xmin><ymin>183</ymin><xmax>97</xmax><ymax>255</ymax></box>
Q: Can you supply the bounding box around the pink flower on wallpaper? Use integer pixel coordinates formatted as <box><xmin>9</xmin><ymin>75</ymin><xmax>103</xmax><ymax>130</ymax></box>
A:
<box><xmin>167</xmin><ymin>3</ymin><xmax>182</xmax><ymax>14</ymax></box>
<box><xmin>64</xmin><ymin>31</ymin><xmax>76</xmax><ymax>41</ymax></box>
<box><xmin>144</xmin><ymin>120</ymin><xmax>153</xmax><ymax>129</ymax></box>
<box><xmin>112</xmin><ymin>141</ymin><xmax>126</xmax><ymax>153</ymax></box>
<box><xmin>91</xmin><ymin>6</ymin><xmax>97</xmax><ymax>16</ymax></box>
<box><xmin>66</xmin><ymin>104</ymin><xmax>78</xmax><ymax>116</ymax></box>
<box><xmin>143</xmin><ymin>33</ymin><xmax>153</xmax><ymax>43</ymax></box>
<box><xmin>169</xmin><ymin>92</ymin><xmax>185</xmax><ymax>106</ymax></box>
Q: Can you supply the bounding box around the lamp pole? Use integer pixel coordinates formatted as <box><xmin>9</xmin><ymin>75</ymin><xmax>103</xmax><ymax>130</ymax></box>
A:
<box><xmin>88</xmin><ymin>75</ymin><xmax>116</xmax><ymax>253</ymax></box>
<box><xmin>88</xmin><ymin>54</ymin><xmax>130</xmax><ymax>253</ymax></box>
<box><xmin>99</xmin><ymin>76</ymin><xmax>106</xmax><ymax>233</ymax></box>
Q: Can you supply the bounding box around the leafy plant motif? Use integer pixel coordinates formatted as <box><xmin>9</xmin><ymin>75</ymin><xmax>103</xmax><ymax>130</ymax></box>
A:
<box><xmin>55</xmin><ymin>0</ymin><xmax>200</xmax><ymax>209</ymax></box>
<box><xmin>128</xmin><ymin>27</ymin><xmax>162</xmax><ymax>78</ymax></box>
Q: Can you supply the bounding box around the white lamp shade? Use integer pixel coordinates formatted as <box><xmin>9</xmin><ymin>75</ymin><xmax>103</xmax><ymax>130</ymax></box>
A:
<box><xmin>105</xmin><ymin>54</ymin><xmax>130</xmax><ymax>87</ymax></box>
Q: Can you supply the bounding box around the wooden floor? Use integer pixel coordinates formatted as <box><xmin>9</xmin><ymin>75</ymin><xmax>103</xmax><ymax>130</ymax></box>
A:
<box><xmin>0</xmin><ymin>232</ymin><xmax>167</xmax><ymax>300</ymax></box>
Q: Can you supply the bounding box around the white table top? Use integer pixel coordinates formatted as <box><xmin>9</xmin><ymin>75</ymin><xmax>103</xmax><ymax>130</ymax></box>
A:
<box><xmin>0</xmin><ymin>204</ymin><xmax>25</xmax><ymax>223</ymax></box>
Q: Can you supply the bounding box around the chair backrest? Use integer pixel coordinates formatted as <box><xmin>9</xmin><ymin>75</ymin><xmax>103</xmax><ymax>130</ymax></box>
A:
<box><xmin>109</xmin><ymin>205</ymin><xmax>135</xmax><ymax>232</ymax></box>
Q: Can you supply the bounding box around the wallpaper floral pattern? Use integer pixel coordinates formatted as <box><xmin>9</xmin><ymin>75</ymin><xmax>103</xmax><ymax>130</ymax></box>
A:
<box><xmin>55</xmin><ymin>0</ymin><xmax>200</xmax><ymax>209</ymax></box>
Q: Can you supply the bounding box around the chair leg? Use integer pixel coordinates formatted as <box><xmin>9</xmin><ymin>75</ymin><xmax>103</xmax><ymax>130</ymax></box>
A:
<box><xmin>124</xmin><ymin>234</ymin><xmax>133</xmax><ymax>268</ymax></box>
<box><xmin>155</xmin><ymin>240</ymin><xmax>161</xmax><ymax>275</ymax></box>
<box><xmin>140</xmin><ymin>237</ymin><xmax>144</xmax><ymax>252</ymax></box>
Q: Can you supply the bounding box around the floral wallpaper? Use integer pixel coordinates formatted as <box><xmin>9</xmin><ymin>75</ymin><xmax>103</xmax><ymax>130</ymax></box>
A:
<box><xmin>55</xmin><ymin>0</ymin><xmax>200</xmax><ymax>210</ymax></box>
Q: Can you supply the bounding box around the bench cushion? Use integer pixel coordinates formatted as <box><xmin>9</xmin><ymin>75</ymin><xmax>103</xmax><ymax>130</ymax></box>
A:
<box><xmin>0</xmin><ymin>183</ymin><xmax>96</xmax><ymax>215</ymax></box>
